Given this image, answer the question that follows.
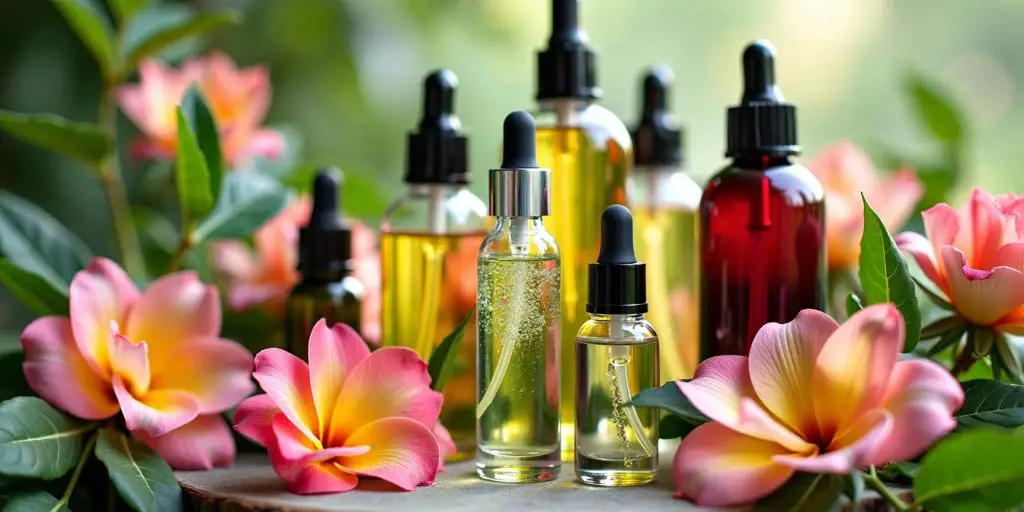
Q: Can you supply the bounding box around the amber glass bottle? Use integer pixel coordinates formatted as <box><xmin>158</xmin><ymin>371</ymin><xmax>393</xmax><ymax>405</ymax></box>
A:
<box><xmin>700</xmin><ymin>41</ymin><xmax>825</xmax><ymax>359</ymax></box>
<box><xmin>285</xmin><ymin>169</ymin><xmax>364</xmax><ymax>355</ymax></box>
<box><xmin>381</xmin><ymin>70</ymin><xmax>487</xmax><ymax>460</ymax></box>
<box><xmin>533</xmin><ymin>0</ymin><xmax>632</xmax><ymax>459</ymax></box>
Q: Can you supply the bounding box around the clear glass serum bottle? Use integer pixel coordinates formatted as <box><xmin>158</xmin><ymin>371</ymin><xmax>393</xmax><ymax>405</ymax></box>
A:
<box><xmin>628</xmin><ymin>66</ymin><xmax>701</xmax><ymax>382</ymax></box>
<box><xmin>285</xmin><ymin>169</ymin><xmax>364</xmax><ymax>356</ymax></box>
<box><xmin>575</xmin><ymin>205</ymin><xmax>659</xmax><ymax>486</ymax></box>
<box><xmin>381</xmin><ymin>70</ymin><xmax>487</xmax><ymax>459</ymax></box>
<box><xmin>477</xmin><ymin>112</ymin><xmax>561</xmax><ymax>483</ymax></box>
<box><xmin>533</xmin><ymin>0</ymin><xmax>633</xmax><ymax>458</ymax></box>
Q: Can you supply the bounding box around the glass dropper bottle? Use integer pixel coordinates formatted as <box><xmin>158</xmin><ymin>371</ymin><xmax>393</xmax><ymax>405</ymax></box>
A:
<box><xmin>476</xmin><ymin>111</ymin><xmax>561</xmax><ymax>483</ymax></box>
<box><xmin>575</xmin><ymin>204</ymin><xmax>659</xmax><ymax>487</ymax></box>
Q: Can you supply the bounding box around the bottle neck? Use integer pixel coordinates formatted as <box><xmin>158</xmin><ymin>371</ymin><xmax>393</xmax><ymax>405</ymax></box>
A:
<box><xmin>589</xmin><ymin>313</ymin><xmax>646</xmax><ymax>322</ymax></box>
<box><xmin>731</xmin><ymin>154</ymin><xmax>793</xmax><ymax>170</ymax></box>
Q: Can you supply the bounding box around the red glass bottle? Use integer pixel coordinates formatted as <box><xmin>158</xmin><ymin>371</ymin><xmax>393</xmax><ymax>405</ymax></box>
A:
<box><xmin>699</xmin><ymin>41</ymin><xmax>826</xmax><ymax>359</ymax></box>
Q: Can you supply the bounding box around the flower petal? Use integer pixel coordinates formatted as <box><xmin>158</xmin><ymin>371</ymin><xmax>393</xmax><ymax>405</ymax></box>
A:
<box><xmin>307</xmin><ymin>320</ymin><xmax>370</xmax><ymax>437</ymax></box>
<box><xmin>241</xmin><ymin>129</ymin><xmax>286</xmax><ymax>161</ymax></box>
<box><xmin>327</xmin><ymin>347</ymin><xmax>442</xmax><ymax>447</ymax></box>
<box><xmin>678</xmin><ymin>356</ymin><xmax>813</xmax><ymax>452</ymax></box>
<box><xmin>69</xmin><ymin>258</ymin><xmax>140</xmax><ymax>375</ymax></box>
<box><xmin>125</xmin><ymin>272</ymin><xmax>220</xmax><ymax>362</ymax></box>
<box><xmin>135</xmin><ymin>414</ymin><xmax>235</xmax><ymax>470</ymax></box>
<box><xmin>251</xmin><ymin>348</ymin><xmax>319</xmax><ymax>443</ymax></box>
<box><xmin>149</xmin><ymin>337</ymin><xmax>254</xmax><ymax>414</ymax></box>
<box><xmin>265</xmin><ymin>413</ymin><xmax>359</xmax><ymax>495</ymax></box>
<box><xmin>673</xmin><ymin>422</ymin><xmax>797</xmax><ymax>507</ymax></box>
<box><xmin>812</xmin><ymin>304</ymin><xmax>902</xmax><ymax>440</ymax></box>
<box><xmin>109</xmin><ymin>335</ymin><xmax>150</xmax><ymax>396</ymax></box>
<box><xmin>113</xmin><ymin>376</ymin><xmax>199</xmax><ymax>437</ymax></box>
<box><xmin>960</xmin><ymin>188</ymin><xmax>1008</xmax><ymax>270</ymax></box>
<box><xmin>922</xmin><ymin>203</ymin><xmax>960</xmax><ymax>279</ymax></box>
<box><xmin>233</xmin><ymin>394</ymin><xmax>279</xmax><ymax>447</ymax></box>
<box><xmin>336</xmin><ymin>417</ymin><xmax>440</xmax><ymax>491</ymax></box>
<box><xmin>434</xmin><ymin>423</ymin><xmax>457</xmax><ymax>472</ymax></box>
<box><xmin>775</xmin><ymin>410</ymin><xmax>893</xmax><ymax>474</ymax></box>
<box><xmin>21</xmin><ymin>317</ymin><xmax>119</xmax><ymax>420</ymax></box>
<box><xmin>941</xmin><ymin>246</ymin><xmax>1024</xmax><ymax>326</ymax></box>
<box><xmin>873</xmin><ymin>169</ymin><xmax>923</xmax><ymax>233</ymax></box>
<box><xmin>748</xmin><ymin>309</ymin><xmax>838</xmax><ymax>438</ymax></box>
<box><xmin>895</xmin><ymin>231</ymin><xmax>945</xmax><ymax>292</ymax></box>
<box><xmin>873</xmin><ymin>359</ymin><xmax>963</xmax><ymax>465</ymax></box>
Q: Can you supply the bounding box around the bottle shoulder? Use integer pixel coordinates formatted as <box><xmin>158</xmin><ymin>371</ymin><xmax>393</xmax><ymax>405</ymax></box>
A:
<box><xmin>628</xmin><ymin>166</ymin><xmax>702</xmax><ymax>209</ymax></box>
<box><xmin>576</xmin><ymin>316</ymin><xmax>658</xmax><ymax>344</ymax></box>
<box><xmin>703</xmin><ymin>161</ymin><xmax>825</xmax><ymax>205</ymax></box>
<box><xmin>381</xmin><ymin>185</ymin><xmax>488</xmax><ymax>233</ymax></box>
<box><xmin>480</xmin><ymin>225</ymin><xmax>559</xmax><ymax>259</ymax></box>
<box><xmin>534</xmin><ymin>101</ymin><xmax>633</xmax><ymax>152</ymax></box>
<box><xmin>289</xmin><ymin>276</ymin><xmax>364</xmax><ymax>301</ymax></box>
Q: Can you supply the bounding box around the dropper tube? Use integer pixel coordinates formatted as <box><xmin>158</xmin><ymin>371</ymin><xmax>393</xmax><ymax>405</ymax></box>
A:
<box><xmin>607</xmin><ymin>314</ymin><xmax>657</xmax><ymax>458</ymax></box>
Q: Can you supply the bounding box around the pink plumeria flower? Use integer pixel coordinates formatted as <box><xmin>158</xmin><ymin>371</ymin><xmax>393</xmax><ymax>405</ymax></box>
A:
<box><xmin>20</xmin><ymin>258</ymin><xmax>254</xmax><ymax>470</ymax></box>
<box><xmin>233</xmin><ymin>319</ymin><xmax>446</xmax><ymax>494</ymax></box>
<box><xmin>897</xmin><ymin>189</ymin><xmax>1024</xmax><ymax>332</ymax></box>
<box><xmin>673</xmin><ymin>305</ymin><xmax>963</xmax><ymax>507</ymax></box>
<box><xmin>118</xmin><ymin>52</ymin><xmax>285</xmax><ymax>167</ymax></box>
<box><xmin>213</xmin><ymin>197</ymin><xmax>382</xmax><ymax>342</ymax></box>
<box><xmin>809</xmin><ymin>141</ymin><xmax>923</xmax><ymax>270</ymax></box>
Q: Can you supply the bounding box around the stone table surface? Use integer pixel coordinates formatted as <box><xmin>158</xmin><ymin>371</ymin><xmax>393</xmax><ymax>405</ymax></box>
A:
<box><xmin>175</xmin><ymin>447</ymin><xmax>904</xmax><ymax>511</ymax></box>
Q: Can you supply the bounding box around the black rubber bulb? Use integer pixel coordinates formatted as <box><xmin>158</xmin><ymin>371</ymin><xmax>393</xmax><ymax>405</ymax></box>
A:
<box><xmin>501</xmin><ymin>111</ymin><xmax>538</xmax><ymax>168</ymax></box>
<box><xmin>309</xmin><ymin>168</ymin><xmax>342</xmax><ymax>230</ymax></box>
<box><xmin>597</xmin><ymin>204</ymin><xmax>636</xmax><ymax>264</ymax></box>
<box><xmin>741</xmin><ymin>40</ymin><xmax>784</xmax><ymax>104</ymax></box>
<box><xmin>641</xmin><ymin>65</ymin><xmax>672</xmax><ymax>117</ymax></box>
<box><xmin>421</xmin><ymin>69</ymin><xmax>458</xmax><ymax>128</ymax></box>
<box><xmin>550</xmin><ymin>0</ymin><xmax>583</xmax><ymax>44</ymax></box>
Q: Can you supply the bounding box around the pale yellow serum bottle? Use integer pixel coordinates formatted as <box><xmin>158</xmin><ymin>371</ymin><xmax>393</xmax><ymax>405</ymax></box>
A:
<box><xmin>476</xmin><ymin>112</ymin><xmax>561</xmax><ymax>483</ymax></box>
<box><xmin>628</xmin><ymin>66</ymin><xmax>701</xmax><ymax>383</ymax></box>
<box><xmin>576</xmin><ymin>205</ymin><xmax>659</xmax><ymax>486</ymax></box>
<box><xmin>533</xmin><ymin>0</ymin><xmax>633</xmax><ymax>459</ymax></box>
<box><xmin>380</xmin><ymin>70</ymin><xmax>487</xmax><ymax>460</ymax></box>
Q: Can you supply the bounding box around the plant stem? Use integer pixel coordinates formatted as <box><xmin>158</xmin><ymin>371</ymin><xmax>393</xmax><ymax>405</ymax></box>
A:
<box><xmin>952</xmin><ymin>341</ymin><xmax>977</xmax><ymax>376</ymax></box>
<box><xmin>864</xmin><ymin>467</ymin><xmax>911</xmax><ymax>512</ymax></box>
<box><xmin>167</xmin><ymin>235</ymin><xmax>192</xmax><ymax>273</ymax></box>
<box><xmin>58</xmin><ymin>429</ymin><xmax>100</xmax><ymax>509</ymax></box>
<box><xmin>97</xmin><ymin>86</ymin><xmax>146</xmax><ymax>279</ymax></box>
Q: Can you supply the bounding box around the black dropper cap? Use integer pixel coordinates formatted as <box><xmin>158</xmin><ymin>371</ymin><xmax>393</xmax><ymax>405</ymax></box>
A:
<box><xmin>587</xmin><ymin>205</ymin><xmax>647</xmax><ymax>314</ymax></box>
<box><xmin>501</xmin><ymin>111</ymin><xmax>539</xmax><ymax>168</ymax></box>
<box><xmin>297</xmin><ymin>168</ymin><xmax>351</xmax><ymax>281</ymax></box>
<box><xmin>633</xmin><ymin>65</ymin><xmax>683</xmax><ymax>167</ymax></box>
<box><xmin>725</xmin><ymin>40</ymin><xmax>799</xmax><ymax>158</ymax></box>
<box><xmin>405</xmin><ymin>69</ymin><xmax>468</xmax><ymax>184</ymax></box>
<box><xmin>536</xmin><ymin>0</ymin><xmax>600</xmax><ymax>101</ymax></box>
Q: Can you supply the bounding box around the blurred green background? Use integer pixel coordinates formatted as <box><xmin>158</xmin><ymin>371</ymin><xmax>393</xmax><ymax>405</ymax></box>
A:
<box><xmin>0</xmin><ymin>0</ymin><xmax>1021</xmax><ymax>333</ymax></box>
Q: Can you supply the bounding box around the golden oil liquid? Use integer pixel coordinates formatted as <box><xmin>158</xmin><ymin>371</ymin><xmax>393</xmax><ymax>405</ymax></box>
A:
<box><xmin>575</xmin><ymin>337</ymin><xmax>659</xmax><ymax>486</ymax></box>
<box><xmin>381</xmin><ymin>231</ymin><xmax>484</xmax><ymax>461</ymax></box>
<box><xmin>536</xmin><ymin>126</ymin><xmax>629</xmax><ymax>459</ymax></box>
<box><xmin>476</xmin><ymin>255</ymin><xmax>560</xmax><ymax>482</ymax></box>
<box><xmin>633</xmin><ymin>207</ymin><xmax>699</xmax><ymax>381</ymax></box>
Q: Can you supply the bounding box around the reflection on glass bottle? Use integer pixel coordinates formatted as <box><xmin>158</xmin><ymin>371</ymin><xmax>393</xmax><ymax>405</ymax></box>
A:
<box><xmin>381</xmin><ymin>70</ymin><xmax>487</xmax><ymax>460</ymax></box>
<box><xmin>533</xmin><ymin>0</ymin><xmax>632</xmax><ymax>458</ymax></box>
<box><xmin>477</xmin><ymin>112</ymin><xmax>561</xmax><ymax>483</ymax></box>
<box><xmin>576</xmin><ymin>205</ymin><xmax>659</xmax><ymax>487</ymax></box>
<box><xmin>285</xmin><ymin>168</ymin><xmax>364</xmax><ymax>355</ymax></box>
<box><xmin>628</xmin><ymin>66</ymin><xmax>700</xmax><ymax>382</ymax></box>
<box><xmin>700</xmin><ymin>41</ymin><xmax>826</xmax><ymax>359</ymax></box>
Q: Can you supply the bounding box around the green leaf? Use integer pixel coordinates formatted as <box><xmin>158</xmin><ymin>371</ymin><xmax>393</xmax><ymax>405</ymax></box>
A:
<box><xmin>858</xmin><ymin>195</ymin><xmax>922</xmax><ymax>352</ymax></box>
<box><xmin>845</xmin><ymin>293</ymin><xmax>863</xmax><ymax>318</ymax></box>
<box><xmin>2</xmin><ymin>491</ymin><xmax>69</xmax><ymax>512</ymax></box>
<box><xmin>0</xmin><ymin>190</ymin><xmax>92</xmax><ymax>287</ymax></box>
<box><xmin>922</xmin><ymin>316</ymin><xmax>965</xmax><ymax>340</ymax></box>
<box><xmin>877</xmin><ymin>461</ymin><xmax>919</xmax><ymax>486</ymax></box>
<box><xmin>107</xmin><ymin>0</ymin><xmax>148</xmax><ymax>22</ymax></box>
<box><xmin>52</xmin><ymin>0</ymin><xmax>118</xmax><ymax>75</ymax></box>
<box><xmin>914</xmin><ymin>429</ymin><xmax>1024</xmax><ymax>512</ymax></box>
<box><xmin>428</xmin><ymin>306</ymin><xmax>476</xmax><ymax>392</ymax></box>
<box><xmin>630</xmin><ymin>382</ymin><xmax>710</xmax><ymax>426</ymax></box>
<box><xmin>971</xmin><ymin>328</ymin><xmax>995</xmax><ymax>358</ymax></box>
<box><xmin>95</xmin><ymin>428</ymin><xmax>182</xmax><ymax>512</ymax></box>
<box><xmin>754</xmin><ymin>472</ymin><xmax>844</xmax><ymax>511</ymax></box>
<box><xmin>658</xmin><ymin>414</ymin><xmax>698</xmax><ymax>440</ymax></box>
<box><xmin>121</xmin><ymin>5</ymin><xmax>239</xmax><ymax>74</ymax></box>
<box><xmin>0</xmin><ymin>111</ymin><xmax>112</xmax><ymax>165</ymax></box>
<box><xmin>912</xmin><ymin>275</ymin><xmax>954</xmax><ymax>311</ymax></box>
<box><xmin>180</xmin><ymin>87</ymin><xmax>223</xmax><ymax>202</ymax></box>
<box><xmin>174</xmin><ymin>108</ymin><xmax>214</xmax><ymax>230</ymax></box>
<box><xmin>0</xmin><ymin>397</ymin><xmax>91</xmax><ymax>479</ymax></box>
<box><xmin>916</xmin><ymin>165</ymin><xmax>958</xmax><ymax>211</ymax></box>
<box><xmin>906</xmin><ymin>73</ymin><xmax>965</xmax><ymax>145</ymax></box>
<box><xmin>927</xmin><ymin>322</ymin><xmax>967</xmax><ymax>357</ymax></box>
<box><xmin>956</xmin><ymin>380</ymin><xmax>1024</xmax><ymax>429</ymax></box>
<box><xmin>0</xmin><ymin>261</ymin><xmax>70</xmax><ymax>317</ymax></box>
<box><xmin>843</xmin><ymin>472</ymin><xmax>864</xmax><ymax>509</ymax></box>
<box><xmin>192</xmin><ymin>172</ymin><xmax>289</xmax><ymax>242</ymax></box>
